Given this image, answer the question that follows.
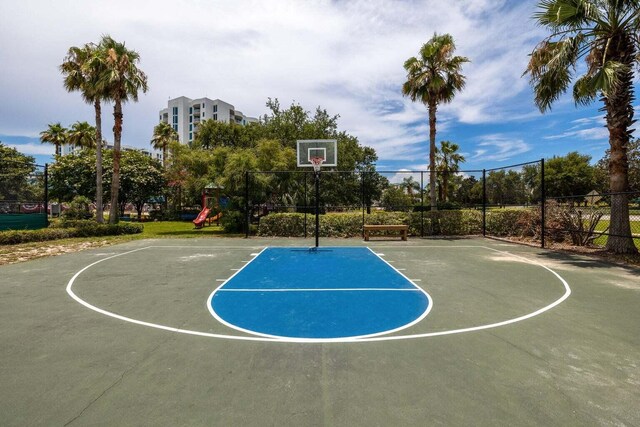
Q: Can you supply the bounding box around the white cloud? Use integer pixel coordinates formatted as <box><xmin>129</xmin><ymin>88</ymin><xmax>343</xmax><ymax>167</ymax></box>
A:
<box><xmin>544</xmin><ymin>127</ymin><xmax>608</xmax><ymax>141</ymax></box>
<box><xmin>7</xmin><ymin>143</ymin><xmax>54</xmax><ymax>156</ymax></box>
<box><xmin>471</xmin><ymin>134</ymin><xmax>531</xmax><ymax>162</ymax></box>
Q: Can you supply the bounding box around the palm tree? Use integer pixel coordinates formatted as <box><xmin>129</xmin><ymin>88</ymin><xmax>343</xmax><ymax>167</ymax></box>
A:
<box><xmin>99</xmin><ymin>35</ymin><xmax>148</xmax><ymax>224</ymax></box>
<box><xmin>61</xmin><ymin>42</ymin><xmax>108</xmax><ymax>223</ymax></box>
<box><xmin>436</xmin><ymin>140</ymin><xmax>465</xmax><ymax>202</ymax></box>
<box><xmin>401</xmin><ymin>176</ymin><xmax>420</xmax><ymax>202</ymax></box>
<box><xmin>524</xmin><ymin>0</ymin><xmax>639</xmax><ymax>254</ymax></box>
<box><xmin>39</xmin><ymin>122</ymin><xmax>67</xmax><ymax>156</ymax></box>
<box><xmin>151</xmin><ymin>122</ymin><xmax>178</xmax><ymax>168</ymax></box>
<box><xmin>402</xmin><ymin>33</ymin><xmax>469</xmax><ymax>211</ymax></box>
<box><xmin>67</xmin><ymin>121</ymin><xmax>96</xmax><ymax>149</ymax></box>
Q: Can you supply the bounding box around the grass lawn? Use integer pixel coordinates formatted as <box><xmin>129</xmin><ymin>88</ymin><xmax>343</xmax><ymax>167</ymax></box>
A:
<box><xmin>592</xmin><ymin>219</ymin><xmax>640</xmax><ymax>248</ymax></box>
<box><xmin>0</xmin><ymin>221</ymin><xmax>244</xmax><ymax>265</ymax></box>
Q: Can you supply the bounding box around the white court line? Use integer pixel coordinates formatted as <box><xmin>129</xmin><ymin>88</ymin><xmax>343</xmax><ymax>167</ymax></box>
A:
<box><xmin>66</xmin><ymin>245</ymin><xmax>571</xmax><ymax>343</ymax></box>
<box><xmin>217</xmin><ymin>288</ymin><xmax>422</xmax><ymax>292</ymax></box>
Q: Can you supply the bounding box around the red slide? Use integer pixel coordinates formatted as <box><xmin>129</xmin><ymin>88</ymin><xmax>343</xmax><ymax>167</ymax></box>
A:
<box><xmin>193</xmin><ymin>207</ymin><xmax>211</xmax><ymax>228</ymax></box>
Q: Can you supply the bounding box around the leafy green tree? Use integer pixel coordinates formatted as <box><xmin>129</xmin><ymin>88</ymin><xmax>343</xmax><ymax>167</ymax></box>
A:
<box><xmin>0</xmin><ymin>142</ymin><xmax>40</xmax><ymax>202</ymax></box>
<box><xmin>99</xmin><ymin>35</ymin><xmax>148</xmax><ymax>224</ymax></box>
<box><xmin>359</xmin><ymin>147</ymin><xmax>386</xmax><ymax>214</ymax></box>
<box><xmin>151</xmin><ymin>121</ymin><xmax>178</xmax><ymax>168</ymax></box>
<box><xmin>435</xmin><ymin>140</ymin><xmax>465</xmax><ymax>202</ymax></box>
<box><xmin>63</xmin><ymin>195</ymin><xmax>93</xmax><ymax>220</ymax></box>
<box><xmin>40</xmin><ymin>122</ymin><xmax>67</xmax><ymax>156</ymax></box>
<box><xmin>524</xmin><ymin>0</ymin><xmax>639</xmax><ymax>253</ymax></box>
<box><xmin>118</xmin><ymin>150</ymin><xmax>164</xmax><ymax>219</ymax></box>
<box><xmin>61</xmin><ymin>41</ymin><xmax>108</xmax><ymax>223</ymax></box>
<box><xmin>68</xmin><ymin>121</ymin><xmax>96</xmax><ymax>149</ymax></box>
<box><xmin>193</xmin><ymin>119</ymin><xmax>254</xmax><ymax>150</ymax></box>
<box><xmin>522</xmin><ymin>163</ymin><xmax>542</xmax><ymax>203</ymax></box>
<box><xmin>486</xmin><ymin>170</ymin><xmax>526</xmax><ymax>207</ymax></box>
<box><xmin>381</xmin><ymin>186</ymin><xmax>413</xmax><ymax>212</ymax></box>
<box><xmin>452</xmin><ymin>176</ymin><xmax>483</xmax><ymax>206</ymax></box>
<box><xmin>402</xmin><ymin>33</ymin><xmax>469</xmax><ymax>211</ymax></box>
<box><xmin>50</xmin><ymin>148</ymin><xmax>163</xmax><ymax>219</ymax></box>
<box><xmin>49</xmin><ymin>149</ymin><xmax>99</xmax><ymax>201</ymax></box>
<box><xmin>545</xmin><ymin>152</ymin><xmax>596</xmax><ymax>199</ymax></box>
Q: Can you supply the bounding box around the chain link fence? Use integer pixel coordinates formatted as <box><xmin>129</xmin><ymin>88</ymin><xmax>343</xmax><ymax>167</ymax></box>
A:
<box><xmin>0</xmin><ymin>159</ymin><xmax>49</xmax><ymax>231</ymax></box>
<box><xmin>545</xmin><ymin>191</ymin><xmax>640</xmax><ymax>250</ymax></box>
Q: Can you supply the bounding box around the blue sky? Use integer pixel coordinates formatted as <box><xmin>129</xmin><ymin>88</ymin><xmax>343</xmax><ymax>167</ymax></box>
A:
<box><xmin>0</xmin><ymin>0</ymin><xmax>621</xmax><ymax>171</ymax></box>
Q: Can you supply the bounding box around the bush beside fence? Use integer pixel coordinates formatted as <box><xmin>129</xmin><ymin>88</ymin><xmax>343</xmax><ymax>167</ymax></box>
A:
<box><xmin>257</xmin><ymin>209</ymin><xmax>533</xmax><ymax>238</ymax></box>
<box><xmin>0</xmin><ymin>222</ymin><xmax>144</xmax><ymax>245</ymax></box>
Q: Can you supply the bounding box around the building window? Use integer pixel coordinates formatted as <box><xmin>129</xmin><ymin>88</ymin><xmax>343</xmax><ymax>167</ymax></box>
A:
<box><xmin>189</xmin><ymin>107</ymin><xmax>192</xmax><ymax>114</ymax></box>
<box><xmin>202</xmin><ymin>103</ymin><xmax>205</xmax><ymax>107</ymax></box>
<box><xmin>213</xmin><ymin>114</ymin><xmax>217</xmax><ymax>121</ymax></box>
<box><xmin>173</xmin><ymin>124</ymin><xmax>178</xmax><ymax>131</ymax></box>
<box><xmin>173</xmin><ymin>116</ymin><xmax>178</xmax><ymax>124</ymax></box>
<box><xmin>189</xmin><ymin>124</ymin><xmax>192</xmax><ymax>131</ymax></box>
<box><xmin>213</xmin><ymin>105</ymin><xmax>217</xmax><ymax>112</ymax></box>
<box><xmin>189</xmin><ymin>132</ymin><xmax>193</xmax><ymax>140</ymax></box>
<box><xmin>159</xmin><ymin>115</ymin><xmax>162</xmax><ymax>121</ymax></box>
<box><xmin>173</xmin><ymin>107</ymin><xmax>178</xmax><ymax>114</ymax></box>
<box><xmin>202</xmin><ymin>111</ymin><xmax>205</xmax><ymax>117</ymax></box>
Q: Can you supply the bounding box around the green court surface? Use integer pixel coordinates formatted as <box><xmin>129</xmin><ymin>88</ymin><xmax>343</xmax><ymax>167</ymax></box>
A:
<box><xmin>1</xmin><ymin>237</ymin><xmax>639</xmax><ymax>425</ymax></box>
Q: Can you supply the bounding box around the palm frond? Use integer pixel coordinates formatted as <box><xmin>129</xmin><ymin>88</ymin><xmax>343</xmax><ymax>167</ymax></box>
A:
<box><xmin>534</xmin><ymin>0</ymin><xmax>600</xmax><ymax>29</ymax></box>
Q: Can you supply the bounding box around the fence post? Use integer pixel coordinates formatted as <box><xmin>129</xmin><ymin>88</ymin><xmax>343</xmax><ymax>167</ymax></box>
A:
<box><xmin>44</xmin><ymin>163</ymin><xmax>49</xmax><ymax>226</ymax></box>
<box><xmin>541</xmin><ymin>158</ymin><xmax>545</xmax><ymax>249</ymax></box>
<box><xmin>304</xmin><ymin>172</ymin><xmax>308</xmax><ymax>239</ymax></box>
<box><xmin>482</xmin><ymin>169</ymin><xmax>486</xmax><ymax>237</ymax></box>
<box><xmin>421</xmin><ymin>171</ymin><xmax>424</xmax><ymax>238</ymax></box>
<box><xmin>361</xmin><ymin>171</ymin><xmax>365</xmax><ymax>239</ymax></box>
<box><xmin>315</xmin><ymin>170</ymin><xmax>320</xmax><ymax>248</ymax></box>
<box><xmin>245</xmin><ymin>171</ymin><xmax>249</xmax><ymax>238</ymax></box>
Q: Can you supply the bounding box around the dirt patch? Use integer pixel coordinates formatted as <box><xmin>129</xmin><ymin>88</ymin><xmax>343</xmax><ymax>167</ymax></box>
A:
<box><xmin>0</xmin><ymin>239</ymin><xmax>124</xmax><ymax>265</ymax></box>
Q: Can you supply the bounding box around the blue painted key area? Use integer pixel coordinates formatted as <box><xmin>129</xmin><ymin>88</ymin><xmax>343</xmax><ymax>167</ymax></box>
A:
<box><xmin>210</xmin><ymin>247</ymin><xmax>430</xmax><ymax>339</ymax></box>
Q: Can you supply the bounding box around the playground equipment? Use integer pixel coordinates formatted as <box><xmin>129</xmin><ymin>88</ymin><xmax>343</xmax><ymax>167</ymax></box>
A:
<box><xmin>193</xmin><ymin>184</ymin><xmax>226</xmax><ymax>229</ymax></box>
<box><xmin>193</xmin><ymin>208</ymin><xmax>223</xmax><ymax>229</ymax></box>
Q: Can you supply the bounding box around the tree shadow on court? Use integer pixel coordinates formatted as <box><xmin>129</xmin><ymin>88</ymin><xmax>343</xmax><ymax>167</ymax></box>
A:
<box><xmin>535</xmin><ymin>249</ymin><xmax>640</xmax><ymax>275</ymax></box>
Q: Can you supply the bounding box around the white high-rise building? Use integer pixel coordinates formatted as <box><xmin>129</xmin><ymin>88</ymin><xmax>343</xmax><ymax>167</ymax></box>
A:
<box><xmin>159</xmin><ymin>97</ymin><xmax>258</xmax><ymax>145</ymax></box>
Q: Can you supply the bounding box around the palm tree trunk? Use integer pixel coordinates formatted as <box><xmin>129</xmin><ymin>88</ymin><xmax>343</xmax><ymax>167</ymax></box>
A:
<box><xmin>443</xmin><ymin>172</ymin><xmax>448</xmax><ymax>202</ymax></box>
<box><xmin>604</xmin><ymin>41</ymin><xmax>638</xmax><ymax>254</ymax></box>
<box><xmin>162</xmin><ymin>144</ymin><xmax>167</xmax><ymax>169</ymax></box>
<box><xmin>94</xmin><ymin>99</ymin><xmax>104</xmax><ymax>223</ymax></box>
<box><xmin>428</xmin><ymin>101</ymin><xmax>437</xmax><ymax>211</ymax></box>
<box><xmin>109</xmin><ymin>100</ymin><xmax>123</xmax><ymax>224</ymax></box>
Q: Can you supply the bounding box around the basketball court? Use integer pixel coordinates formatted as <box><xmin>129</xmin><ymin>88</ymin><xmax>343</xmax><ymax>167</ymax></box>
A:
<box><xmin>1</xmin><ymin>236</ymin><xmax>639</xmax><ymax>425</ymax></box>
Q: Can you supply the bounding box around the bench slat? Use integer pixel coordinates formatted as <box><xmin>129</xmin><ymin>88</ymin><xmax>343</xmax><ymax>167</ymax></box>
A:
<box><xmin>363</xmin><ymin>224</ymin><xmax>408</xmax><ymax>241</ymax></box>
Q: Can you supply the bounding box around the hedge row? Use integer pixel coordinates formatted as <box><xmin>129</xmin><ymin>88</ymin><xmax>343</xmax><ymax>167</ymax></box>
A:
<box><xmin>257</xmin><ymin>208</ymin><xmax>538</xmax><ymax>238</ymax></box>
<box><xmin>0</xmin><ymin>222</ymin><xmax>144</xmax><ymax>245</ymax></box>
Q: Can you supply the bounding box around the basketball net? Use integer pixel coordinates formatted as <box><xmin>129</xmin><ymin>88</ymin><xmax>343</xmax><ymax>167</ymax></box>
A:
<box><xmin>310</xmin><ymin>156</ymin><xmax>324</xmax><ymax>174</ymax></box>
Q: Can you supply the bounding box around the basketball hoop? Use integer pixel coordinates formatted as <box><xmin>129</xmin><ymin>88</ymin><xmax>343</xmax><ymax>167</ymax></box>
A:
<box><xmin>310</xmin><ymin>156</ymin><xmax>324</xmax><ymax>174</ymax></box>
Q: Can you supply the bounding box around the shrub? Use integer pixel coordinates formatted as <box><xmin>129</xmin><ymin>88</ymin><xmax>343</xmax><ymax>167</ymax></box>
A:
<box><xmin>485</xmin><ymin>209</ymin><xmax>526</xmax><ymax>236</ymax></box>
<box><xmin>51</xmin><ymin>219</ymin><xmax>95</xmax><ymax>229</ymax></box>
<box><xmin>257</xmin><ymin>208</ymin><xmax>536</xmax><ymax>239</ymax></box>
<box><xmin>258</xmin><ymin>210</ymin><xmax>478</xmax><ymax>238</ymax></box>
<box><xmin>258</xmin><ymin>213</ymin><xmax>306</xmax><ymax>237</ymax></box>
<box><xmin>63</xmin><ymin>196</ymin><xmax>93</xmax><ymax>220</ymax></box>
<box><xmin>0</xmin><ymin>222</ymin><xmax>143</xmax><ymax>245</ymax></box>
<box><xmin>221</xmin><ymin>210</ymin><xmax>245</xmax><ymax>233</ymax></box>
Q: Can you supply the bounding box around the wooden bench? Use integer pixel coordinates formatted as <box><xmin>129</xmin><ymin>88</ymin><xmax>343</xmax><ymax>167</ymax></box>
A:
<box><xmin>363</xmin><ymin>224</ymin><xmax>408</xmax><ymax>241</ymax></box>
